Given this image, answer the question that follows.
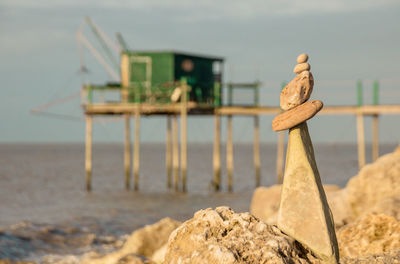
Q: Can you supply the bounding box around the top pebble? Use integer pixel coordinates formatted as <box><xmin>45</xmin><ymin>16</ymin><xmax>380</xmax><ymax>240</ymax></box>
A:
<box><xmin>296</xmin><ymin>53</ymin><xmax>308</xmax><ymax>64</ymax></box>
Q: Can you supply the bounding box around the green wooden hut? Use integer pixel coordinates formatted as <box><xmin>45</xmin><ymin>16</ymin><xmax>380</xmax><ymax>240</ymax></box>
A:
<box><xmin>120</xmin><ymin>51</ymin><xmax>224</xmax><ymax>105</ymax></box>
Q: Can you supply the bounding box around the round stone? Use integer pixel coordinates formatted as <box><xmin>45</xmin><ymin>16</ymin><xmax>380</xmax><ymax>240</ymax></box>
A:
<box><xmin>293</xmin><ymin>63</ymin><xmax>311</xmax><ymax>74</ymax></box>
<box><xmin>296</xmin><ymin>53</ymin><xmax>308</xmax><ymax>63</ymax></box>
<box><xmin>272</xmin><ymin>100</ymin><xmax>323</xmax><ymax>131</ymax></box>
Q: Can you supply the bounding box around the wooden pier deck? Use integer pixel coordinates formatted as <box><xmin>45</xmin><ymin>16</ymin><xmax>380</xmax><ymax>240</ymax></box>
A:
<box><xmin>84</xmin><ymin>103</ymin><xmax>400</xmax><ymax>116</ymax></box>
<box><xmin>83</xmin><ymin>102</ymin><xmax>400</xmax><ymax>192</ymax></box>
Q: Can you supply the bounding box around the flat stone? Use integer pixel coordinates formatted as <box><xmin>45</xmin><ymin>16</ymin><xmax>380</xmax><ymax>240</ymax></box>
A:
<box><xmin>278</xmin><ymin>122</ymin><xmax>339</xmax><ymax>263</ymax></box>
<box><xmin>280</xmin><ymin>71</ymin><xmax>314</xmax><ymax>110</ymax></box>
<box><xmin>293</xmin><ymin>62</ymin><xmax>310</xmax><ymax>74</ymax></box>
<box><xmin>296</xmin><ymin>53</ymin><xmax>308</xmax><ymax>63</ymax></box>
<box><xmin>272</xmin><ymin>100</ymin><xmax>323</xmax><ymax>132</ymax></box>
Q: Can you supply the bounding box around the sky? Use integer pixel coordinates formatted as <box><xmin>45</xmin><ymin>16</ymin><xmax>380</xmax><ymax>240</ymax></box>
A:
<box><xmin>1</xmin><ymin>0</ymin><xmax>400</xmax><ymax>143</ymax></box>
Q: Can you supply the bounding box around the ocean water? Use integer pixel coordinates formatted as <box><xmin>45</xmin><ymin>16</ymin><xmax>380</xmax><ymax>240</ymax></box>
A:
<box><xmin>0</xmin><ymin>142</ymin><xmax>397</xmax><ymax>260</ymax></box>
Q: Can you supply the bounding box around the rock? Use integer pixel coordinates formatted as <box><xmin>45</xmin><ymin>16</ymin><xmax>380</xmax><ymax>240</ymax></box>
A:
<box><xmin>325</xmin><ymin>189</ymin><xmax>353</xmax><ymax>227</ymax></box>
<box><xmin>150</xmin><ymin>244</ymin><xmax>167</xmax><ymax>264</ymax></box>
<box><xmin>250</xmin><ymin>185</ymin><xmax>282</xmax><ymax>225</ymax></box>
<box><xmin>337</xmin><ymin>213</ymin><xmax>400</xmax><ymax>258</ymax></box>
<box><xmin>297</xmin><ymin>53</ymin><xmax>309</xmax><ymax>64</ymax></box>
<box><xmin>164</xmin><ymin>206</ymin><xmax>320</xmax><ymax>264</ymax></box>
<box><xmin>280</xmin><ymin>71</ymin><xmax>314</xmax><ymax>110</ymax></box>
<box><xmin>0</xmin><ymin>260</ymin><xmax>37</xmax><ymax>264</ymax></box>
<box><xmin>294</xmin><ymin>63</ymin><xmax>311</xmax><ymax>74</ymax></box>
<box><xmin>277</xmin><ymin>122</ymin><xmax>339</xmax><ymax>263</ymax></box>
<box><xmin>40</xmin><ymin>254</ymin><xmax>80</xmax><ymax>264</ymax></box>
<box><xmin>340</xmin><ymin>248</ymin><xmax>400</xmax><ymax>264</ymax></box>
<box><xmin>120</xmin><ymin>217</ymin><xmax>180</xmax><ymax>258</ymax></box>
<box><xmin>272</xmin><ymin>100</ymin><xmax>323</xmax><ymax>131</ymax></box>
<box><xmin>366</xmin><ymin>196</ymin><xmax>400</xmax><ymax>220</ymax></box>
<box><xmin>250</xmin><ymin>184</ymin><xmax>345</xmax><ymax>227</ymax></box>
<box><xmin>116</xmin><ymin>254</ymin><xmax>154</xmax><ymax>264</ymax></box>
<box><xmin>345</xmin><ymin>146</ymin><xmax>400</xmax><ymax>218</ymax></box>
<box><xmin>81</xmin><ymin>218</ymin><xmax>181</xmax><ymax>264</ymax></box>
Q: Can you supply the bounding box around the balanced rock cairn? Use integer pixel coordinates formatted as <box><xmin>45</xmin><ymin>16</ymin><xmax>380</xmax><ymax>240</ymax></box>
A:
<box><xmin>272</xmin><ymin>54</ymin><xmax>339</xmax><ymax>264</ymax></box>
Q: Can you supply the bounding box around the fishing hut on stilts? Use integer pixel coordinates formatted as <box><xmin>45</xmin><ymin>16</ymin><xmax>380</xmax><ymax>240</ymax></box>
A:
<box><xmin>75</xmin><ymin>18</ymin><xmax>400</xmax><ymax>192</ymax></box>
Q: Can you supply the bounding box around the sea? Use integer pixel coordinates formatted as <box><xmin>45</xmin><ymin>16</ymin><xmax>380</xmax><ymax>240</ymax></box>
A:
<box><xmin>0</xmin><ymin>143</ymin><xmax>397</xmax><ymax>261</ymax></box>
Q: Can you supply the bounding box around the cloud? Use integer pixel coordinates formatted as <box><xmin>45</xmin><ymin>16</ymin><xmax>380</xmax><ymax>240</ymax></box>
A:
<box><xmin>2</xmin><ymin>0</ymin><xmax>399</xmax><ymax>20</ymax></box>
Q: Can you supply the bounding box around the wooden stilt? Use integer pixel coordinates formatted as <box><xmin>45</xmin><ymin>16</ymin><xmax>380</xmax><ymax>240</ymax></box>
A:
<box><xmin>133</xmin><ymin>110</ymin><xmax>140</xmax><ymax>191</ymax></box>
<box><xmin>372</xmin><ymin>114</ymin><xmax>379</xmax><ymax>162</ymax></box>
<box><xmin>85</xmin><ymin>115</ymin><xmax>93</xmax><ymax>191</ymax></box>
<box><xmin>356</xmin><ymin>114</ymin><xmax>366</xmax><ymax>169</ymax></box>
<box><xmin>172</xmin><ymin>115</ymin><xmax>180</xmax><ymax>191</ymax></box>
<box><xmin>180</xmin><ymin>82</ymin><xmax>188</xmax><ymax>192</ymax></box>
<box><xmin>276</xmin><ymin>130</ymin><xmax>285</xmax><ymax>184</ymax></box>
<box><xmin>226</xmin><ymin>115</ymin><xmax>233</xmax><ymax>192</ymax></box>
<box><xmin>213</xmin><ymin>114</ymin><xmax>221</xmax><ymax>191</ymax></box>
<box><xmin>124</xmin><ymin>115</ymin><xmax>131</xmax><ymax>190</ymax></box>
<box><xmin>166</xmin><ymin>116</ymin><xmax>172</xmax><ymax>188</ymax></box>
<box><xmin>253</xmin><ymin>115</ymin><xmax>261</xmax><ymax>187</ymax></box>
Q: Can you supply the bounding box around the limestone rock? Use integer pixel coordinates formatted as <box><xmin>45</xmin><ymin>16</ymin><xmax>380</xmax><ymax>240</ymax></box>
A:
<box><xmin>340</xmin><ymin>248</ymin><xmax>400</xmax><ymax>264</ymax></box>
<box><xmin>116</xmin><ymin>254</ymin><xmax>155</xmax><ymax>264</ymax></box>
<box><xmin>366</xmin><ymin>195</ymin><xmax>400</xmax><ymax>220</ymax></box>
<box><xmin>338</xmin><ymin>213</ymin><xmax>400</xmax><ymax>258</ymax></box>
<box><xmin>294</xmin><ymin>63</ymin><xmax>311</xmax><ymax>74</ymax></box>
<box><xmin>150</xmin><ymin>244</ymin><xmax>167</xmax><ymax>264</ymax></box>
<box><xmin>280</xmin><ymin>71</ymin><xmax>314</xmax><ymax>110</ymax></box>
<box><xmin>81</xmin><ymin>218</ymin><xmax>181</xmax><ymax>264</ymax></box>
<box><xmin>250</xmin><ymin>185</ymin><xmax>282</xmax><ymax>225</ymax></box>
<box><xmin>325</xmin><ymin>189</ymin><xmax>353</xmax><ymax>227</ymax></box>
<box><xmin>345</xmin><ymin>147</ymin><xmax>400</xmax><ymax>218</ymax></box>
<box><xmin>121</xmin><ymin>217</ymin><xmax>180</xmax><ymax>258</ymax></box>
<box><xmin>164</xmin><ymin>206</ymin><xmax>320</xmax><ymax>264</ymax></box>
<box><xmin>297</xmin><ymin>53</ymin><xmax>309</xmax><ymax>63</ymax></box>
<box><xmin>272</xmin><ymin>100</ymin><xmax>323</xmax><ymax>131</ymax></box>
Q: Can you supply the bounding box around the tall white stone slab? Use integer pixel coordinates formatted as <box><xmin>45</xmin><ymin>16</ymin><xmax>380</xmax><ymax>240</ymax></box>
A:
<box><xmin>277</xmin><ymin>122</ymin><xmax>339</xmax><ymax>264</ymax></box>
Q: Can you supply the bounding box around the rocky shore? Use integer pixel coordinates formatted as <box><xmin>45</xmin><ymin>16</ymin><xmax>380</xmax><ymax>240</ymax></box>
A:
<box><xmin>2</xmin><ymin>145</ymin><xmax>400</xmax><ymax>264</ymax></box>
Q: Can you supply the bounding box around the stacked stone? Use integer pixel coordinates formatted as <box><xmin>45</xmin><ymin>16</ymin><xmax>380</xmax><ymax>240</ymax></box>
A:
<box><xmin>271</xmin><ymin>53</ymin><xmax>339</xmax><ymax>264</ymax></box>
<box><xmin>293</xmin><ymin>53</ymin><xmax>310</xmax><ymax>75</ymax></box>
<box><xmin>272</xmin><ymin>53</ymin><xmax>323</xmax><ymax>131</ymax></box>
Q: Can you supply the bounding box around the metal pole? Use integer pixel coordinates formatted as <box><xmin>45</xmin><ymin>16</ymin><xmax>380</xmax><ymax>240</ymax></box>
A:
<box><xmin>357</xmin><ymin>80</ymin><xmax>363</xmax><ymax>106</ymax></box>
